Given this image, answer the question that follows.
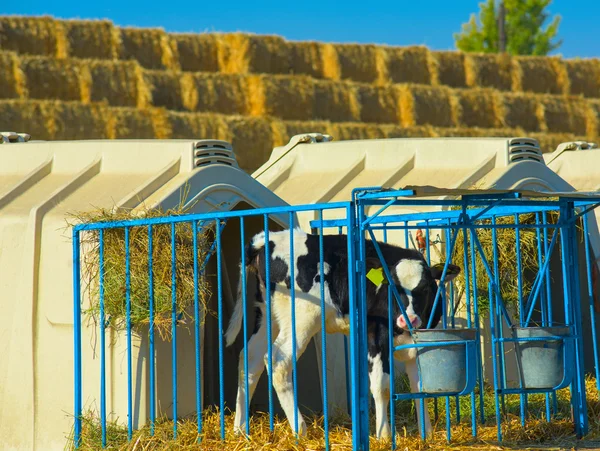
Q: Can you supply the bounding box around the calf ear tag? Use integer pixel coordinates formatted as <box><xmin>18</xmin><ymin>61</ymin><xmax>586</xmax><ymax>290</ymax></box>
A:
<box><xmin>366</xmin><ymin>267</ymin><xmax>386</xmax><ymax>286</ymax></box>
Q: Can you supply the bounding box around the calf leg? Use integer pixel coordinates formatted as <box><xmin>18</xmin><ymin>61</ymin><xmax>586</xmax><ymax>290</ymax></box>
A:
<box><xmin>368</xmin><ymin>353</ymin><xmax>391</xmax><ymax>439</ymax></box>
<box><xmin>233</xmin><ymin>306</ymin><xmax>279</xmax><ymax>434</ymax></box>
<box><xmin>405</xmin><ymin>358</ymin><xmax>433</xmax><ymax>437</ymax></box>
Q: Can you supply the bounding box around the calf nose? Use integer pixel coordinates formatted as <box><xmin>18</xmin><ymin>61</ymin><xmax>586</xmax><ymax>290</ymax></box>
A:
<box><xmin>397</xmin><ymin>314</ymin><xmax>421</xmax><ymax>329</ymax></box>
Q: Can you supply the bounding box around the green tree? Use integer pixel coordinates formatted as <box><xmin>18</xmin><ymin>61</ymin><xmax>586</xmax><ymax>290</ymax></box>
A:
<box><xmin>454</xmin><ymin>0</ymin><xmax>562</xmax><ymax>55</ymax></box>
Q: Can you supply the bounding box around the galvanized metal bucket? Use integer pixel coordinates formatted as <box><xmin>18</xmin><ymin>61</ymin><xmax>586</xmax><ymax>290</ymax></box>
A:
<box><xmin>413</xmin><ymin>328</ymin><xmax>478</xmax><ymax>394</ymax></box>
<box><xmin>513</xmin><ymin>326</ymin><xmax>572</xmax><ymax>390</ymax></box>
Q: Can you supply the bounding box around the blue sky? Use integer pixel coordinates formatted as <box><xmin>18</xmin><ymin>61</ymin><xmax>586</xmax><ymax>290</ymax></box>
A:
<box><xmin>5</xmin><ymin>0</ymin><xmax>598</xmax><ymax>58</ymax></box>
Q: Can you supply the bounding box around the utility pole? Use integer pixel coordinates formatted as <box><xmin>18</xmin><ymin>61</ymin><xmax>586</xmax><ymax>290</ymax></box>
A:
<box><xmin>498</xmin><ymin>0</ymin><xmax>507</xmax><ymax>52</ymax></box>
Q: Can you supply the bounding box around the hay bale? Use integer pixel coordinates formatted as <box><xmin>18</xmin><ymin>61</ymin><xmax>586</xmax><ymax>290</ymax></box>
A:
<box><xmin>380</xmin><ymin>124</ymin><xmax>437</xmax><ymax>138</ymax></box>
<box><xmin>357</xmin><ymin>84</ymin><xmax>399</xmax><ymax>124</ymax></box>
<box><xmin>142</xmin><ymin>69</ymin><xmax>184</xmax><ymax>111</ymax></box>
<box><xmin>87</xmin><ymin>60</ymin><xmax>144</xmax><ymax>108</ymax></box>
<box><xmin>566</xmin><ymin>58</ymin><xmax>600</xmax><ymax>98</ymax></box>
<box><xmin>0</xmin><ymin>51</ymin><xmax>25</xmax><ymax>98</ymax></box>
<box><xmin>118</xmin><ymin>27</ymin><xmax>179</xmax><ymax>70</ymax></box>
<box><xmin>432</xmin><ymin>51</ymin><xmax>467</xmax><ymax>88</ymax></box>
<box><xmin>324</xmin><ymin>43</ymin><xmax>384</xmax><ymax>83</ymax></box>
<box><xmin>0</xmin><ymin>99</ymin><xmax>54</xmax><ymax>139</ymax></box>
<box><xmin>383</xmin><ymin>46</ymin><xmax>436</xmax><ymax>85</ymax></box>
<box><xmin>530</xmin><ymin>132</ymin><xmax>582</xmax><ymax>153</ymax></box>
<box><xmin>501</xmin><ymin>93</ymin><xmax>543</xmax><ymax>132</ymax></box>
<box><xmin>435</xmin><ymin>126</ymin><xmax>520</xmax><ymax>138</ymax></box>
<box><xmin>248</xmin><ymin>75</ymin><xmax>315</xmax><ymax>121</ymax></box>
<box><xmin>180</xmin><ymin>73</ymin><xmax>250</xmax><ymax>115</ymax></box>
<box><xmin>166</xmin><ymin>111</ymin><xmax>227</xmax><ymax>140</ymax></box>
<box><xmin>106</xmin><ymin>107</ymin><xmax>157</xmax><ymax>139</ymax></box>
<box><xmin>0</xmin><ymin>16</ymin><xmax>67</xmax><ymax>57</ymax></box>
<box><xmin>313</xmin><ymin>80</ymin><xmax>360</xmax><ymax>122</ymax></box>
<box><xmin>288</xmin><ymin>41</ymin><xmax>326</xmax><ymax>79</ymax></box>
<box><xmin>278</xmin><ymin>120</ymin><xmax>333</xmax><ymax>143</ymax></box>
<box><xmin>329</xmin><ymin>123</ymin><xmax>387</xmax><ymax>141</ymax></box>
<box><xmin>398</xmin><ymin>85</ymin><xmax>456</xmax><ymax>127</ymax></box>
<box><xmin>217</xmin><ymin>33</ymin><xmax>290</xmax><ymax>75</ymax></box>
<box><xmin>20</xmin><ymin>56</ymin><xmax>84</xmax><ymax>101</ymax></box>
<box><xmin>538</xmin><ymin>95</ymin><xmax>589</xmax><ymax>135</ymax></box>
<box><xmin>589</xmin><ymin>100</ymin><xmax>600</xmax><ymax>138</ymax></box>
<box><xmin>515</xmin><ymin>56</ymin><xmax>568</xmax><ymax>95</ymax></box>
<box><xmin>221</xmin><ymin>116</ymin><xmax>274</xmax><ymax>172</ymax></box>
<box><xmin>172</xmin><ymin>33</ymin><xmax>219</xmax><ymax>72</ymax></box>
<box><xmin>63</xmin><ymin>19</ymin><xmax>120</xmax><ymax>59</ymax></box>
<box><xmin>455</xmin><ymin>88</ymin><xmax>502</xmax><ymax>128</ymax></box>
<box><xmin>465</xmin><ymin>53</ymin><xmax>514</xmax><ymax>90</ymax></box>
<box><xmin>52</xmin><ymin>101</ymin><xmax>109</xmax><ymax>140</ymax></box>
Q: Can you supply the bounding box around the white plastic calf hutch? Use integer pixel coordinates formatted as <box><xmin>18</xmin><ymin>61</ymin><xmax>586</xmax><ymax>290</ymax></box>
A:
<box><xmin>0</xmin><ymin>136</ymin><xmax>324</xmax><ymax>451</ymax></box>
<box><xmin>253</xmin><ymin>133</ymin><xmax>600</xmax><ymax>411</ymax></box>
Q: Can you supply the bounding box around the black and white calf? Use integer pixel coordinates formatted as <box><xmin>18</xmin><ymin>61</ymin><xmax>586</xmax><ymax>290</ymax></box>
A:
<box><xmin>224</xmin><ymin>228</ymin><xmax>460</xmax><ymax>438</ymax></box>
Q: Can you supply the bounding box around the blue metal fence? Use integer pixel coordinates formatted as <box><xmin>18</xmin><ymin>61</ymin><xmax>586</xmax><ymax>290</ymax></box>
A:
<box><xmin>71</xmin><ymin>189</ymin><xmax>600</xmax><ymax>451</ymax></box>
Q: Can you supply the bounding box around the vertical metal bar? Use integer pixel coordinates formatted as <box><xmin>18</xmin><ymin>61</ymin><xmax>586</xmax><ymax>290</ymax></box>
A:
<box><xmin>448</xmin><ymin>220</ymin><xmax>460</xmax><ymax>425</ymax></box>
<box><xmin>73</xmin><ymin>230</ymin><xmax>82</xmax><ymax>449</ymax></box>
<box><xmin>469</xmin><ymin>231</ymin><xmax>484</xmax><ymax>426</ymax></box>
<box><xmin>543</xmin><ymin>212</ymin><xmax>558</xmax><ymax>414</ymax></box>
<box><xmin>148</xmin><ymin>225</ymin><xmax>155</xmax><ymax>435</ymax></box>
<box><xmin>489</xmin><ymin>280</ymin><xmax>502</xmax><ymax>441</ymax></box>
<box><xmin>98</xmin><ymin>230</ymin><xmax>107</xmax><ymax>447</ymax></box>
<box><xmin>125</xmin><ymin>227</ymin><xmax>133</xmax><ymax>440</ymax></box>
<box><xmin>240</xmin><ymin>217</ymin><xmax>250</xmax><ymax>436</ymax></box>
<box><xmin>216</xmin><ymin>220</ymin><xmax>225</xmax><ymax>438</ymax></box>
<box><xmin>318</xmin><ymin>210</ymin><xmax>330</xmax><ymax>450</ymax></box>
<box><xmin>264</xmin><ymin>215</ymin><xmax>274</xmax><ymax>431</ymax></box>
<box><xmin>491</xmin><ymin>217</ymin><xmax>506</xmax><ymax>415</ymax></box>
<box><xmin>514</xmin><ymin>215</ymin><xmax>527</xmax><ymax>427</ymax></box>
<box><xmin>171</xmin><ymin>222</ymin><xmax>178</xmax><ymax>438</ymax></box>
<box><xmin>193</xmin><ymin>221</ymin><xmax>203</xmax><ymax>438</ymax></box>
<box><xmin>444</xmin><ymin>227</ymin><xmax>452</xmax><ymax>442</ymax></box>
<box><xmin>383</xmin><ymin>225</ymin><xmax>396</xmax><ymax>450</ymax></box>
<box><xmin>289</xmin><ymin>214</ymin><xmax>299</xmax><ymax>437</ymax></box>
<box><xmin>583</xmin><ymin>215</ymin><xmax>600</xmax><ymax>392</ymax></box>
<box><xmin>425</xmin><ymin>221</ymin><xmax>440</xmax><ymax>424</ymax></box>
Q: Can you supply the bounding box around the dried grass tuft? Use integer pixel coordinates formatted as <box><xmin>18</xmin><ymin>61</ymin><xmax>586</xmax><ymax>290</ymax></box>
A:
<box><xmin>565</xmin><ymin>58</ymin><xmax>600</xmax><ymax>98</ymax></box>
<box><xmin>288</xmin><ymin>41</ymin><xmax>327</xmax><ymax>79</ymax></box>
<box><xmin>247</xmin><ymin>74</ymin><xmax>315</xmax><ymax>121</ymax></box>
<box><xmin>357</xmin><ymin>84</ymin><xmax>399</xmax><ymax>124</ymax></box>
<box><xmin>432</xmin><ymin>51</ymin><xmax>467</xmax><ymax>88</ymax></box>
<box><xmin>455</xmin><ymin>88</ymin><xmax>503</xmax><ymax>128</ymax></box>
<box><xmin>19</xmin><ymin>55</ymin><xmax>86</xmax><ymax>102</ymax></box>
<box><xmin>87</xmin><ymin>60</ymin><xmax>144</xmax><ymax>108</ymax></box>
<box><xmin>398</xmin><ymin>85</ymin><xmax>456</xmax><ymax>128</ymax></box>
<box><xmin>515</xmin><ymin>56</ymin><xmax>568</xmax><ymax>95</ymax></box>
<box><xmin>217</xmin><ymin>33</ymin><xmax>290</xmax><ymax>75</ymax></box>
<box><xmin>0</xmin><ymin>15</ymin><xmax>64</xmax><ymax>57</ymax></box>
<box><xmin>313</xmin><ymin>79</ymin><xmax>360</xmax><ymax>122</ymax></box>
<box><xmin>63</xmin><ymin>19</ymin><xmax>120</xmax><ymax>60</ymax></box>
<box><xmin>118</xmin><ymin>27</ymin><xmax>179</xmax><ymax>70</ymax></box>
<box><xmin>465</xmin><ymin>53</ymin><xmax>514</xmax><ymax>91</ymax></box>
<box><xmin>172</xmin><ymin>33</ymin><xmax>220</xmax><ymax>72</ymax></box>
<box><xmin>66</xmin><ymin>195</ymin><xmax>214</xmax><ymax>340</ymax></box>
<box><xmin>180</xmin><ymin>73</ymin><xmax>250</xmax><ymax>115</ymax></box>
<box><xmin>384</xmin><ymin>46</ymin><xmax>436</xmax><ymax>85</ymax></box>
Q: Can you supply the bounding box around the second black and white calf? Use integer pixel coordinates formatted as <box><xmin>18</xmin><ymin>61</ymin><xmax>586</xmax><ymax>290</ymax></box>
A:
<box><xmin>224</xmin><ymin>228</ymin><xmax>460</xmax><ymax>438</ymax></box>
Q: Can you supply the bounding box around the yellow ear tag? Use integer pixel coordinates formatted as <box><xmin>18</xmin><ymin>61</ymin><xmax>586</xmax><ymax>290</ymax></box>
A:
<box><xmin>366</xmin><ymin>267</ymin><xmax>386</xmax><ymax>286</ymax></box>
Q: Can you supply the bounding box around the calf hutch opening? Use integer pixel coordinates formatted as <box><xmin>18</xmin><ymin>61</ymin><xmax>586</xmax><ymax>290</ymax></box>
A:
<box><xmin>70</xmin><ymin>183</ymin><xmax>600</xmax><ymax>449</ymax></box>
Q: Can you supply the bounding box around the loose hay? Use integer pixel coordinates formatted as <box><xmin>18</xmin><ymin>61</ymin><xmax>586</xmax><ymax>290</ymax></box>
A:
<box><xmin>87</xmin><ymin>60</ymin><xmax>145</xmax><ymax>108</ymax></box>
<box><xmin>20</xmin><ymin>55</ymin><xmax>85</xmax><ymax>101</ymax></box>
<box><xmin>63</xmin><ymin>19</ymin><xmax>120</xmax><ymax>60</ymax></box>
<box><xmin>357</xmin><ymin>84</ymin><xmax>399</xmax><ymax>124</ymax></box>
<box><xmin>288</xmin><ymin>41</ymin><xmax>327</xmax><ymax>79</ymax></box>
<box><xmin>166</xmin><ymin>111</ymin><xmax>227</xmax><ymax>140</ymax></box>
<box><xmin>465</xmin><ymin>53</ymin><xmax>514</xmax><ymax>91</ymax></box>
<box><xmin>566</xmin><ymin>58</ymin><xmax>600</xmax><ymax>98</ymax></box>
<box><xmin>398</xmin><ymin>84</ymin><xmax>456</xmax><ymax>128</ymax></box>
<box><xmin>221</xmin><ymin>116</ymin><xmax>275</xmax><ymax>173</ymax></box>
<box><xmin>384</xmin><ymin>46</ymin><xmax>437</xmax><ymax>85</ymax></box>
<box><xmin>326</xmin><ymin>43</ymin><xmax>385</xmax><ymax>84</ymax></box>
<box><xmin>67</xmin><ymin>199</ymin><xmax>214</xmax><ymax>339</ymax></box>
<box><xmin>0</xmin><ymin>15</ymin><xmax>67</xmax><ymax>57</ymax></box>
<box><xmin>0</xmin><ymin>99</ymin><xmax>55</xmax><ymax>139</ymax></box>
<box><xmin>455</xmin><ymin>88</ymin><xmax>503</xmax><ymax>129</ymax></box>
<box><xmin>432</xmin><ymin>51</ymin><xmax>467</xmax><ymax>88</ymax></box>
<box><xmin>313</xmin><ymin>79</ymin><xmax>360</xmax><ymax>122</ymax></box>
<box><xmin>0</xmin><ymin>51</ymin><xmax>24</xmax><ymax>98</ymax></box>
<box><xmin>118</xmin><ymin>27</ymin><xmax>179</xmax><ymax>70</ymax></box>
<box><xmin>501</xmin><ymin>93</ymin><xmax>543</xmax><ymax>132</ymax></box>
<box><xmin>142</xmin><ymin>69</ymin><xmax>185</xmax><ymax>111</ymax></box>
<box><xmin>172</xmin><ymin>33</ymin><xmax>220</xmax><ymax>72</ymax></box>
<box><xmin>515</xmin><ymin>56</ymin><xmax>568</xmax><ymax>95</ymax></box>
<box><xmin>217</xmin><ymin>33</ymin><xmax>291</xmax><ymax>75</ymax></box>
<box><xmin>52</xmin><ymin>101</ymin><xmax>109</xmax><ymax>140</ymax></box>
<box><xmin>180</xmin><ymin>73</ymin><xmax>250</xmax><ymax>115</ymax></box>
<box><xmin>247</xmin><ymin>74</ymin><xmax>315</xmax><ymax>121</ymax></box>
